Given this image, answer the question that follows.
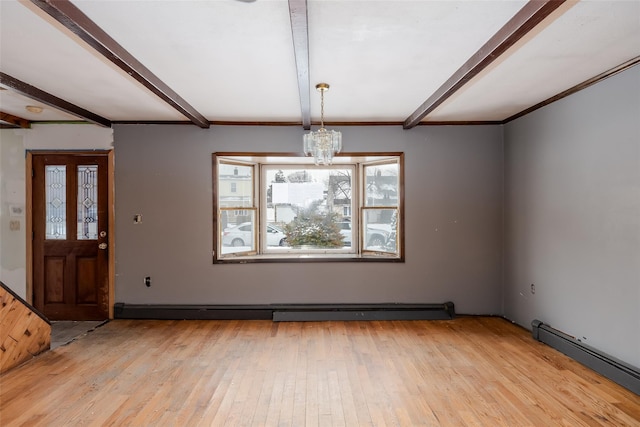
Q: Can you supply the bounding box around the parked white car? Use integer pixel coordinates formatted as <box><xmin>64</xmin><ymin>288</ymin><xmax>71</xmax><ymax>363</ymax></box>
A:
<box><xmin>222</xmin><ymin>222</ymin><xmax>287</xmax><ymax>247</ymax></box>
<box><xmin>337</xmin><ymin>221</ymin><xmax>390</xmax><ymax>247</ymax></box>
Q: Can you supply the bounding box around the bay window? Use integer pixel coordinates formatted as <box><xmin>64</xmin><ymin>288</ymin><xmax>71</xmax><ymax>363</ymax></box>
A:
<box><xmin>213</xmin><ymin>153</ymin><xmax>403</xmax><ymax>262</ymax></box>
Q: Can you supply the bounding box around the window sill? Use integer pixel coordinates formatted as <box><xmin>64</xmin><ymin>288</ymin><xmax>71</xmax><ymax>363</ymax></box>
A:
<box><xmin>214</xmin><ymin>252</ymin><xmax>404</xmax><ymax>264</ymax></box>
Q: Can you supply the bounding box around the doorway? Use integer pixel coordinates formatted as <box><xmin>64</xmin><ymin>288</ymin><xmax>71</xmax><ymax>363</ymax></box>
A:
<box><xmin>29</xmin><ymin>152</ymin><xmax>113</xmax><ymax>320</ymax></box>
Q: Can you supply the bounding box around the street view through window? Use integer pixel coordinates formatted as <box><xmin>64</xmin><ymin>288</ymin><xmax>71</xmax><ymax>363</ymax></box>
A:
<box><xmin>214</xmin><ymin>154</ymin><xmax>402</xmax><ymax>262</ymax></box>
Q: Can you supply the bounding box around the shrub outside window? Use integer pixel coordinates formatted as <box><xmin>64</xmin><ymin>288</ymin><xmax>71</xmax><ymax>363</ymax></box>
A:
<box><xmin>213</xmin><ymin>153</ymin><xmax>403</xmax><ymax>262</ymax></box>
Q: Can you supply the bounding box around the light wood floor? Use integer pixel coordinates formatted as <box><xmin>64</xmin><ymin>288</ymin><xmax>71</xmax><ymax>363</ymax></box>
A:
<box><xmin>1</xmin><ymin>317</ymin><xmax>638</xmax><ymax>426</ymax></box>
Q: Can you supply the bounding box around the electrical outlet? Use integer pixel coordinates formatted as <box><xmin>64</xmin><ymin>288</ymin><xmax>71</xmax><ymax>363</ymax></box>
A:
<box><xmin>145</xmin><ymin>276</ymin><xmax>151</xmax><ymax>287</ymax></box>
<box><xmin>530</xmin><ymin>283</ymin><xmax>535</xmax><ymax>294</ymax></box>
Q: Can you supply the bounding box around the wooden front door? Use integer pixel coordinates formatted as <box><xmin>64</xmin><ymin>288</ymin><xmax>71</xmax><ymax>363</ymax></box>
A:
<box><xmin>32</xmin><ymin>153</ymin><xmax>109</xmax><ymax>320</ymax></box>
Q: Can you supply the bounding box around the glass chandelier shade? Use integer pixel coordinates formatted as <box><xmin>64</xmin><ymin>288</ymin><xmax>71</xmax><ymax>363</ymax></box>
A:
<box><xmin>304</xmin><ymin>83</ymin><xmax>342</xmax><ymax>165</ymax></box>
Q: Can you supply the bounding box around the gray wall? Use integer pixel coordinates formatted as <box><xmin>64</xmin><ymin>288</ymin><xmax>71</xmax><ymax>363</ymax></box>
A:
<box><xmin>114</xmin><ymin>125</ymin><xmax>503</xmax><ymax>314</ymax></box>
<box><xmin>504</xmin><ymin>66</ymin><xmax>640</xmax><ymax>367</ymax></box>
<box><xmin>0</xmin><ymin>124</ymin><xmax>112</xmax><ymax>298</ymax></box>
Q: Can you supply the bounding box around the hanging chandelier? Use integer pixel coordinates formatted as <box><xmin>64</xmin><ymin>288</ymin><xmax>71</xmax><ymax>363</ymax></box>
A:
<box><xmin>303</xmin><ymin>83</ymin><xmax>342</xmax><ymax>165</ymax></box>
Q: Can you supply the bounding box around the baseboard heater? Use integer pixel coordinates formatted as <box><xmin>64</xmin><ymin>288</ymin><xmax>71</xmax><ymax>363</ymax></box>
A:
<box><xmin>531</xmin><ymin>320</ymin><xmax>640</xmax><ymax>395</ymax></box>
<box><xmin>272</xmin><ymin>302</ymin><xmax>454</xmax><ymax>321</ymax></box>
<box><xmin>114</xmin><ymin>302</ymin><xmax>455</xmax><ymax>322</ymax></box>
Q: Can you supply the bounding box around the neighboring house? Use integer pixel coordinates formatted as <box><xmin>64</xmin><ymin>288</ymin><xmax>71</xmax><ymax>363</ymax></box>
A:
<box><xmin>218</xmin><ymin>164</ymin><xmax>253</xmax><ymax>229</ymax></box>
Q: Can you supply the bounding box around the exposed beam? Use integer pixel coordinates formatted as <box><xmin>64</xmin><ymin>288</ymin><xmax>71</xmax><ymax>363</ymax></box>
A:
<box><xmin>288</xmin><ymin>0</ymin><xmax>311</xmax><ymax>130</ymax></box>
<box><xmin>505</xmin><ymin>55</ymin><xmax>640</xmax><ymax>123</ymax></box>
<box><xmin>0</xmin><ymin>111</ymin><xmax>31</xmax><ymax>129</ymax></box>
<box><xmin>403</xmin><ymin>0</ymin><xmax>567</xmax><ymax>129</ymax></box>
<box><xmin>0</xmin><ymin>72</ymin><xmax>111</xmax><ymax>127</ymax></box>
<box><xmin>29</xmin><ymin>0</ymin><xmax>210</xmax><ymax>129</ymax></box>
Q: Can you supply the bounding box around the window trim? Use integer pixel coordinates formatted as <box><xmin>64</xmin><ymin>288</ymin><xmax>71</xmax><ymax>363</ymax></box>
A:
<box><xmin>213</xmin><ymin>152</ymin><xmax>404</xmax><ymax>263</ymax></box>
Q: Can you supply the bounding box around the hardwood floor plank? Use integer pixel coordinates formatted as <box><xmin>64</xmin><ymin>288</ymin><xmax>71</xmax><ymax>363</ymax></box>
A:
<box><xmin>291</xmin><ymin>333</ymin><xmax>308</xmax><ymax>426</ymax></box>
<box><xmin>1</xmin><ymin>317</ymin><xmax>638</xmax><ymax>426</ymax></box>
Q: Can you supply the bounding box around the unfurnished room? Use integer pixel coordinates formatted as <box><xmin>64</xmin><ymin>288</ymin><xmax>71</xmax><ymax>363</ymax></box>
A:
<box><xmin>0</xmin><ymin>0</ymin><xmax>639</xmax><ymax>425</ymax></box>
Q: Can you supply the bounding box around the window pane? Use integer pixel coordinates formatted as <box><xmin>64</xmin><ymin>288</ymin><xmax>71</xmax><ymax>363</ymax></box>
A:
<box><xmin>266</xmin><ymin>167</ymin><xmax>353</xmax><ymax>250</ymax></box>
<box><xmin>363</xmin><ymin>208</ymin><xmax>398</xmax><ymax>253</ymax></box>
<box><xmin>220</xmin><ymin>209</ymin><xmax>256</xmax><ymax>255</ymax></box>
<box><xmin>219</xmin><ymin>163</ymin><xmax>253</xmax><ymax>208</ymax></box>
<box><xmin>45</xmin><ymin>165</ymin><xmax>66</xmax><ymax>240</ymax></box>
<box><xmin>365</xmin><ymin>163</ymin><xmax>398</xmax><ymax>207</ymax></box>
<box><xmin>77</xmin><ymin>165</ymin><xmax>98</xmax><ymax>240</ymax></box>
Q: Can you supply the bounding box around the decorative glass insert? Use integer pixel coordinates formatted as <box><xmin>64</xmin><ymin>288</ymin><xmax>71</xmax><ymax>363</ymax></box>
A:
<box><xmin>45</xmin><ymin>165</ymin><xmax>67</xmax><ymax>240</ymax></box>
<box><xmin>77</xmin><ymin>165</ymin><xmax>98</xmax><ymax>240</ymax></box>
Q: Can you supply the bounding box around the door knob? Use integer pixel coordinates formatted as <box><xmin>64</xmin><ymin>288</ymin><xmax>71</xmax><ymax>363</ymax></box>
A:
<box><xmin>98</xmin><ymin>243</ymin><xmax>107</xmax><ymax>250</ymax></box>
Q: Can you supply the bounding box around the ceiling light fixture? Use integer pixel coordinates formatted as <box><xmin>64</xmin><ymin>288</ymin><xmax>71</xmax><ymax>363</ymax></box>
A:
<box><xmin>26</xmin><ymin>105</ymin><xmax>44</xmax><ymax>114</ymax></box>
<box><xmin>303</xmin><ymin>83</ymin><xmax>342</xmax><ymax>165</ymax></box>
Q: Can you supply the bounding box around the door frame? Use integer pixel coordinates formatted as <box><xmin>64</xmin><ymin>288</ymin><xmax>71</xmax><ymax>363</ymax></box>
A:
<box><xmin>26</xmin><ymin>150</ymin><xmax>115</xmax><ymax>319</ymax></box>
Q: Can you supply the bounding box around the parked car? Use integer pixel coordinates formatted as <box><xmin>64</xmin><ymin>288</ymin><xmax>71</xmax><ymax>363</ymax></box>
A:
<box><xmin>222</xmin><ymin>222</ymin><xmax>287</xmax><ymax>247</ymax></box>
<box><xmin>365</xmin><ymin>225</ymin><xmax>389</xmax><ymax>247</ymax></box>
<box><xmin>336</xmin><ymin>220</ymin><xmax>390</xmax><ymax>247</ymax></box>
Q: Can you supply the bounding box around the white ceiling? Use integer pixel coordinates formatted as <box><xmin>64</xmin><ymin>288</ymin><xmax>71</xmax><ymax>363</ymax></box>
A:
<box><xmin>1</xmin><ymin>0</ymin><xmax>639</xmax><ymax>128</ymax></box>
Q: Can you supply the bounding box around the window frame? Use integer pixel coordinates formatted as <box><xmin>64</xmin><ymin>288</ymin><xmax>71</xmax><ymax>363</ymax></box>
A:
<box><xmin>213</xmin><ymin>152</ymin><xmax>404</xmax><ymax>263</ymax></box>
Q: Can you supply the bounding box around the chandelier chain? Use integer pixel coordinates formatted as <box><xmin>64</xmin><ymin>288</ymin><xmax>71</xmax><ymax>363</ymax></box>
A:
<box><xmin>320</xmin><ymin>88</ymin><xmax>325</xmax><ymax>129</ymax></box>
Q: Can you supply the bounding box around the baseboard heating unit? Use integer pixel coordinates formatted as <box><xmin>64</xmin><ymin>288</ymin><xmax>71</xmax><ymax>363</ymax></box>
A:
<box><xmin>532</xmin><ymin>320</ymin><xmax>640</xmax><ymax>395</ymax></box>
<box><xmin>114</xmin><ymin>302</ymin><xmax>455</xmax><ymax>322</ymax></box>
<box><xmin>272</xmin><ymin>302</ymin><xmax>454</xmax><ymax>321</ymax></box>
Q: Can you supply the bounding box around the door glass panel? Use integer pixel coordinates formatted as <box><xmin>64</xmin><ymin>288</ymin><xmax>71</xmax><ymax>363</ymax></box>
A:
<box><xmin>45</xmin><ymin>165</ymin><xmax>66</xmax><ymax>240</ymax></box>
<box><xmin>77</xmin><ymin>165</ymin><xmax>99</xmax><ymax>240</ymax></box>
